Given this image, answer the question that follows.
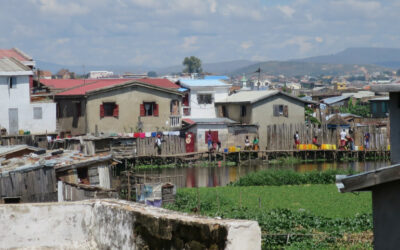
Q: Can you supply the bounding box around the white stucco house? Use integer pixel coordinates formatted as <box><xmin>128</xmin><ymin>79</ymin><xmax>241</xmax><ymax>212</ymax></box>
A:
<box><xmin>177</xmin><ymin>79</ymin><xmax>231</xmax><ymax>119</ymax></box>
<box><xmin>0</xmin><ymin>57</ymin><xmax>56</xmax><ymax>135</ymax></box>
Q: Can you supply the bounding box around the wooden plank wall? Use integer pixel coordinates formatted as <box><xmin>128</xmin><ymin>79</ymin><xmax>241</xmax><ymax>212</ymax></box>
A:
<box><xmin>136</xmin><ymin>136</ymin><xmax>186</xmax><ymax>156</ymax></box>
<box><xmin>266</xmin><ymin>123</ymin><xmax>389</xmax><ymax>150</ymax></box>
<box><xmin>0</xmin><ymin>167</ymin><xmax>57</xmax><ymax>202</ymax></box>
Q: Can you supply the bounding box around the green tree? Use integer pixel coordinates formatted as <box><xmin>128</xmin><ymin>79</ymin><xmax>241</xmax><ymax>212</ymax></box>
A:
<box><xmin>182</xmin><ymin>56</ymin><xmax>202</xmax><ymax>73</ymax></box>
<box><xmin>147</xmin><ymin>71</ymin><xmax>157</xmax><ymax>77</ymax></box>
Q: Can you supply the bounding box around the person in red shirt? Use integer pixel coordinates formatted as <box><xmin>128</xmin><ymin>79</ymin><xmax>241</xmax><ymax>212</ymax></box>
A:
<box><xmin>312</xmin><ymin>136</ymin><xmax>321</xmax><ymax>148</ymax></box>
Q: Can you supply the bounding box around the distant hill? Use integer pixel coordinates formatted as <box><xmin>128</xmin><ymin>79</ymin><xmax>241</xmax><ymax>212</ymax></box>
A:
<box><xmin>231</xmin><ymin>61</ymin><xmax>388</xmax><ymax>77</ymax></box>
<box><xmin>36</xmin><ymin>60</ymin><xmax>152</xmax><ymax>75</ymax></box>
<box><xmin>295</xmin><ymin>47</ymin><xmax>400</xmax><ymax>68</ymax></box>
<box><xmin>157</xmin><ymin>60</ymin><xmax>256</xmax><ymax>75</ymax></box>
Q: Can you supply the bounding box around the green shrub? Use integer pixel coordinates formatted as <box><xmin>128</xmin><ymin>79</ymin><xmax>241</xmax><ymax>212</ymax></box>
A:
<box><xmin>232</xmin><ymin>169</ymin><xmax>355</xmax><ymax>186</ymax></box>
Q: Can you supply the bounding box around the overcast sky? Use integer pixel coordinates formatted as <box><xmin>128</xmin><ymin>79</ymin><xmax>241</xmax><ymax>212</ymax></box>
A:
<box><xmin>1</xmin><ymin>0</ymin><xmax>399</xmax><ymax>68</ymax></box>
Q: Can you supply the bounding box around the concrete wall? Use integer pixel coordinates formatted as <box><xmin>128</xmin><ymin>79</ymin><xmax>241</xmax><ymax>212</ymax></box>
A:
<box><xmin>0</xmin><ymin>199</ymin><xmax>261</xmax><ymax>250</ymax></box>
<box><xmin>56</xmin><ymin>97</ymin><xmax>86</xmax><ymax>135</ymax></box>
<box><xmin>252</xmin><ymin>94</ymin><xmax>305</xmax><ymax>149</ymax></box>
<box><xmin>86</xmin><ymin>86</ymin><xmax>182</xmax><ymax>133</ymax></box>
<box><xmin>216</xmin><ymin>103</ymin><xmax>252</xmax><ymax>124</ymax></box>
<box><xmin>389</xmin><ymin>92</ymin><xmax>399</xmax><ymax>164</ymax></box>
<box><xmin>0</xmin><ymin>75</ymin><xmax>56</xmax><ymax>134</ymax></box>
<box><xmin>188</xmin><ymin>124</ymin><xmax>229</xmax><ymax>152</ymax></box>
<box><xmin>184</xmin><ymin>86</ymin><xmax>229</xmax><ymax>119</ymax></box>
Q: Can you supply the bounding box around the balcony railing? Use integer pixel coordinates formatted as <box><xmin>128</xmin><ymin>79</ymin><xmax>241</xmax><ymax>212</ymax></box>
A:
<box><xmin>170</xmin><ymin>115</ymin><xmax>181</xmax><ymax>128</ymax></box>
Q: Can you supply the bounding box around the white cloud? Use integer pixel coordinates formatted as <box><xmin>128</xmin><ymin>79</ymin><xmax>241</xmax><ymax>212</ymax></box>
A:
<box><xmin>277</xmin><ymin>5</ymin><xmax>295</xmax><ymax>18</ymax></box>
<box><xmin>241</xmin><ymin>41</ymin><xmax>253</xmax><ymax>50</ymax></box>
<box><xmin>208</xmin><ymin>0</ymin><xmax>217</xmax><ymax>13</ymax></box>
<box><xmin>315</xmin><ymin>37</ymin><xmax>323</xmax><ymax>43</ymax></box>
<box><xmin>34</xmin><ymin>0</ymin><xmax>89</xmax><ymax>16</ymax></box>
<box><xmin>182</xmin><ymin>36</ymin><xmax>199</xmax><ymax>51</ymax></box>
<box><xmin>283</xmin><ymin>36</ymin><xmax>313</xmax><ymax>54</ymax></box>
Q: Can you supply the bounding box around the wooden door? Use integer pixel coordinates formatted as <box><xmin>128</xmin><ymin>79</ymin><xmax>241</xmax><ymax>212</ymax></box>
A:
<box><xmin>8</xmin><ymin>108</ymin><xmax>18</xmax><ymax>135</ymax></box>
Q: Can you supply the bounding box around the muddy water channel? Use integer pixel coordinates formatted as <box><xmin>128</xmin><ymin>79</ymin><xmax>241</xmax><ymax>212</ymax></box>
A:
<box><xmin>136</xmin><ymin>160</ymin><xmax>390</xmax><ymax>188</ymax></box>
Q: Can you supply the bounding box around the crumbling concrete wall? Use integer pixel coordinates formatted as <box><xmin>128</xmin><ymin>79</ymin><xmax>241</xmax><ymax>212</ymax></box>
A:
<box><xmin>0</xmin><ymin>199</ymin><xmax>261</xmax><ymax>250</ymax></box>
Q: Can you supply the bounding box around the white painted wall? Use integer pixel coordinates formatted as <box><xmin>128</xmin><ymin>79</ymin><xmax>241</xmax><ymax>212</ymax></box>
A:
<box><xmin>0</xmin><ymin>75</ymin><xmax>56</xmax><ymax>134</ymax></box>
<box><xmin>0</xmin><ymin>200</ymin><xmax>261</xmax><ymax>250</ymax></box>
<box><xmin>188</xmin><ymin>124</ymin><xmax>229</xmax><ymax>151</ymax></box>
<box><xmin>184</xmin><ymin>86</ymin><xmax>230</xmax><ymax>118</ymax></box>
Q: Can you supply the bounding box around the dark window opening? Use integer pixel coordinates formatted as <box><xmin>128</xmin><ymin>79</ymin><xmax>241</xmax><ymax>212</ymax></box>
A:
<box><xmin>222</xmin><ymin>106</ymin><xmax>228</xmax><ymax>117</ymax></box>
<box><xmin>77</xmin><ymin>167</ymin><xmax>90</xmax><ymax>185</ymax></box>
<box><xmin>103</xmin><ymin>103</ymin><xmax>116</xmax><ymax>117</ymax></box>
<box><xmin>141</xmin><ymin>102</ymin><xmax>158</xmax><ymax>116</ymax></box>
<box><xmin>197</xmin><ymin>94</ymin><xmax>212</xmax><ymax>104</ymax></box>
<box><xmin>8</xmin><ymin>77</ymin><xmax>17</xmax><ymax>89</ymax></box>
<box><xmin>273</xmin><ymin>104</ymin><xmax>288</xmax><ymax>117</ymax></box>
<box><xmin>240</xmin><ymin>105</ymin><xmax>246</xmax><ymax>117</ymax></box>
<box><xmin>75</xmin><ymin>102</ymin><xmax>82</xmax><ymax>117</ymax></box>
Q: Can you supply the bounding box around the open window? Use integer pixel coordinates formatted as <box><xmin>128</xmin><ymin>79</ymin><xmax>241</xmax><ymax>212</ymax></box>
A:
<box><xmin>273</xmin><ymin>104</ymin><xmax>288</xmax><ymax>117</ymax></box>
<box><xmin>140</xmin><ymin>102</ymin><xmax>159</xmax><ymax>116</ymax></box>
<box><xmin>8</xmin><ymin>76</ymin><xmax>17</xmax><ymax>89</ymax></box>
<box><xmin>100</xmin><ymin>102</ymin><xmax>119</xmax><ymax>118</ymax></box>
<box><xmin>197</xmin><ymin>94</ymin><xmax>212</xmax><ymax>104</ymax></box>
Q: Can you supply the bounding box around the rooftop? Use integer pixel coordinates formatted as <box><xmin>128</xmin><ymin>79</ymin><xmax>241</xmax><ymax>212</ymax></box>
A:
<box><xmin>342</xmin><ymin>91</ymin><xmax>375</xmax><ymax>99</ymax></box>
<box><xmin>321</xmin><ymin>95</ymin><xmax>351</xmax><ymax>105</ymax></box>
<box><xmin>371</xmin><ymin>84</ymin><xmax>400</xmax><ymax>93</ymax></box>
<box><xmin>369</xmin><ymin>96</ymin><xmax>389</xmax><ymax>101</ymax></box>
<box><xmin>216</xmin><ymin>90</ymin><xmax>315</xmax><ymax>104</ymax></box>
<box><xmin>178</xmin><ymin>79</ymin><xmax>231</xmax><ymax>88</ymax></box>
<box><xmin>0</xmin><ymin>57</ymin><xmax>33</xmax><ymax>75</ymax></box>
<box><xmin>0</xmin><ymin>150</ymin><xmax>112</xmax><ymax>175</ymax></box>
<box><xmin>55</xmin><ymin>78</ymin><xmax>180</xmax><ymax>96</ymax></box>
<box><xmin>0</xmin><ymin>48</ymin><xmax>32</xmax><ymax>62</ymax></box>
<box><xmin>204</xmin><ymin>75</ymin><xmax>229</xmax><ymax>80</ymax></box>
<box><xmin>183</xmin><ymin>117</ymin><xmax>237</xmax><ymax>125</ymax></box>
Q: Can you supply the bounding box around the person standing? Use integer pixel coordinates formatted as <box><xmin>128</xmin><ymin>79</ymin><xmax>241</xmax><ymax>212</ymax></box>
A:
<box><xmin>207</xmin><ymin>130</ymin><xmax>213</xmax><ymax>151</ymax></box>
<box><xmin>364</xmin><ymin>132</ymin><xmax>370</xmax><ymax>150</ymax></box>
<box><xmin>312</xmin><ymin>136</ymin><xmax>321</xmax><ymax>148</ymax></box>
<box><xmin>244</xmin><ymin>136</ymin><xmax>251</xmax><ymax>150</ymax></box>
<box><xmin>252</xmin><ymin>137</ymin><xmax>259</xmax><ymax>151</ymax></box>
<box><xmin>340</xmin><ymin>129</ymin><xmax>347</xmax><ymax>150</ymax></box>
<box><xmin>294</xmin><ymin>131</ymin><xmax>300</xmax><ymax>148</ymax></box>
<box><xmin>155</xmin><ymin>134</ymin><xmax>162</xmax><ymax>155</ymax></box>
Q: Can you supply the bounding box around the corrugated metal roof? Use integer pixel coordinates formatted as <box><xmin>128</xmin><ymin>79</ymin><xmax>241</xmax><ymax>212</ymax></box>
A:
<box><xmin>342</xmin><ymin>91</ymin><xmax>375</xmax><ymax>99</ymax></box>
<box><xmin>178</xmin><ymin>79</ymin><xmax>231</xmax><ymax>88</ymax></box>
<box><xmin>189</xmin><ymin>117</ymin><xmax>238</xmax><ymax>124</ymax></box>
<box><xmin>369</xmin><ymin>96</ymin><xmax>389</xmax><ymax>101</ymax></box>
<box><xmin>0</xmin><ymin>48</ymin><xmax>31</xmax><ymax>61</ymax></box>
<box><xmin>0</xmin><ymin>57</ymin><xmax>32</xmax><ymax>75</ymax></box>
<box><xmin>216</xmin><ymin>90</ymin><xmax>279</xmax><ymax>104</ymax></box>
<box><xmin>55</xmin><ymin>78</ymin><xmax>180</xmax><ymax>96</ymax></box>
<box><xmin>216</xmin><ymin>90</ymin><xmax>314</xmax><ymax>104</ymax></box>
<box><xmin>204</xmin><ymin>75</ymin><xmax>229</xmax><ymax>80</ymax></box>
<box><xmin>40</xmin><ymin>79</ymin><xmax>99</xmax><ymax>89</ymax></box>
<box><xmin>321</xmin><ymin>95</ymin><xmax>351</xmax><ymax>105</ymax></box>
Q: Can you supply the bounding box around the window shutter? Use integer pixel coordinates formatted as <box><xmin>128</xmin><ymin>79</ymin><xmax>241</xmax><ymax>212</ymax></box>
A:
<box><xmin>140</xmin><ymin>104</ymin><xmax>145</xmax><ymax>116</ymax></box>
<box><xmin>154</xmin><ymin>103</ymin><xmax>159</xmax><ymax>116</ymax></box>
<box><xmin>273</xmin><ymin>105</ymin><xmax>279</xmax><ymax>117</ymax></box>
<box><xmin>283</xmin><ymin>105</ymin><xmax>288</xmax><ymax>117</ymax></box>
<box><xmin>100</xmin><ymin>104</ymin><xmax>105</xmax><ymax>118</ymax></box>
<box><xmin>113</xmin><ymin>104</ymin><xmax>119</xmax><ymax>118</ymax></box>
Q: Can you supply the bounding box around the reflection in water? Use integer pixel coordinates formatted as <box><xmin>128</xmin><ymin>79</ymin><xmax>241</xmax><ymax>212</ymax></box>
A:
<box><xmin>136</xmin><ymin>160</ymin><xmax>390</xmax><ymax>188</ymax></box>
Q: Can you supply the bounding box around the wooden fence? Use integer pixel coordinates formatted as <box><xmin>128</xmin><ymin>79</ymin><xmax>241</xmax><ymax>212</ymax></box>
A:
<box><xmin>266</xmin><ymin>123</ymin><xmax>389</xmax><ymax>151</ymax></box>
<box><xmin>136</xmin><ymin>136</ymin><xmax>186</xmax><ymax>156</ymax></box>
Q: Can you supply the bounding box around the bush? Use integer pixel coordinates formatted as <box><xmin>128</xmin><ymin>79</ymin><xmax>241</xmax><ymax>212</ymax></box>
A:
<box><xmin>232</xmin><ymin>169</ymin><xmax>355</xmax><ymax>186</ymax></box>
